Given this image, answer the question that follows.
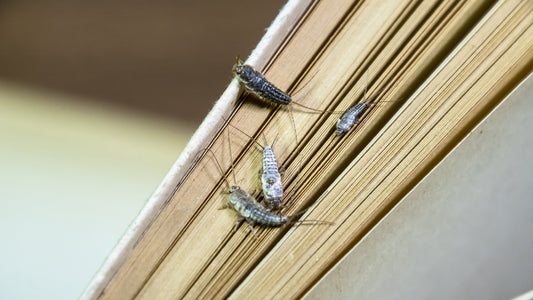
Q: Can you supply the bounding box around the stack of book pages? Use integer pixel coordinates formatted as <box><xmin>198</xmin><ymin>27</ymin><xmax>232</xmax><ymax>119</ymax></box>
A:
<box><xmin>83</xmin><ymin>0</ymin><xmax>533</xmax><ymax>299</ymax></box>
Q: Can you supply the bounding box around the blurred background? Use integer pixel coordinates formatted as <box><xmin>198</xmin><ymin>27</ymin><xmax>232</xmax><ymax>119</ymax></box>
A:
<box><xmin>0</xmin><ymin>1</ymin><xmax>286</xmax><ymax>299</ymax></box>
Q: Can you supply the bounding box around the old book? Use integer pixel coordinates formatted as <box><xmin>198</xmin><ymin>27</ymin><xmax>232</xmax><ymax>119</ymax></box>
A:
<box><xmin>82</xmin><ymin>0</ymin><xmax>533</xmax><ymax>299</ymax></box>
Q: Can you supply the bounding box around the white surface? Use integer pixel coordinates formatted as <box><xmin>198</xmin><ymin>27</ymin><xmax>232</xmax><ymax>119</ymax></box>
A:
<box><xmin>305</xmin><ymin>76</ymin><xmax>533</xmax><ymax>300</ymax></box>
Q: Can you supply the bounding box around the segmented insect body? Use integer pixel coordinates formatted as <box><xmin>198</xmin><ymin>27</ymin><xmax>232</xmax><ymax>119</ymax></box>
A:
<box><xmin>233</xmin><ymin>59</ymin><xmax>291</xmax><ymax>105</ymax></box>
<box><xmin>226</xmin><ymin>184</ymin><xmax>332</xmax><ymax>234</ymax></box>
<box><xmin>225</xmin><ymin>122</ymin><xmax>284</xmax><ymax>210</ymax></box>
<box><xmin>261</xmin><ymin>145</ymin><xmax>283</xmax><ymax>209</ymax></box>
<box><xmin>204</xmin><ymin>139</ymin><xmax>289</xmax><ymax>232</ymax></box>
<box><xmin>335</xmin><ymin>101</ymin><xmax>369</xmax><ymax>136</ymax></box>
<box><xmin>229</xmin><ymin>186</ymin><xmax>288</xmax><ymax>227</ymax></box>
<box><xmin>205</xmin><ymin>127</ymin><xmax>331</xmax><ymax>235</ymax></box>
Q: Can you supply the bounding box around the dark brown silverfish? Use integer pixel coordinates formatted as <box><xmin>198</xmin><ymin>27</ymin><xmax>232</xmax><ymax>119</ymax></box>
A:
<box><xmin>232</xmin><ymin>57</ymin><xmax>342</xmax><ymax>114</ymax></box>
<box><xmin>233</xmin><ymin>58</ymin><xmax>291</xmax><ymax>105</ymax></box>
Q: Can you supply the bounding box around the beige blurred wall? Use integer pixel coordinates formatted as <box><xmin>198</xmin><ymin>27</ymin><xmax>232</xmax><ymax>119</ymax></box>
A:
<box><xmin>0</xmin><ymin>0</ymin><xmax>286</xmax><ymax>125</ymax></box>
<box><xmin>0</xmin><ymin>83</ymin><xmax>193</xmax><ymax>299</ymax></box>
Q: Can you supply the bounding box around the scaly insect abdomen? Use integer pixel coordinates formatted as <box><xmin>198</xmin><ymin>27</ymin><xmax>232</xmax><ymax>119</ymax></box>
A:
<box><xmin>335</xmin><ymin>101</ymin><xmax>369</xmax><ymax>136</ymax></box>
<box><xmin>225</xmin><ymin>122</ymin><xmax>285</xmax><ymax>210</ymax></box>
<box><xmin>230</xmin><ymin>187</ymin><xmax>288</xmax><ymax>227</ymax></box>
<box><xmin>235</xmin><ymin>63</ymin><xmax>292</xmax><ymax>105</ymax></box>
<box><xmin>261</xmin><ymin>145</ymin><xmax>283</xmax><ymax>209</ymax></box>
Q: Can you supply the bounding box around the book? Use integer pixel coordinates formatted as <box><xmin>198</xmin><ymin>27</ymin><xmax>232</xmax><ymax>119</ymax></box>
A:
<box><xmin>83</xmin><ymin>0</ymin><xmax>533</xmax><ymax>299</ymax></box>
